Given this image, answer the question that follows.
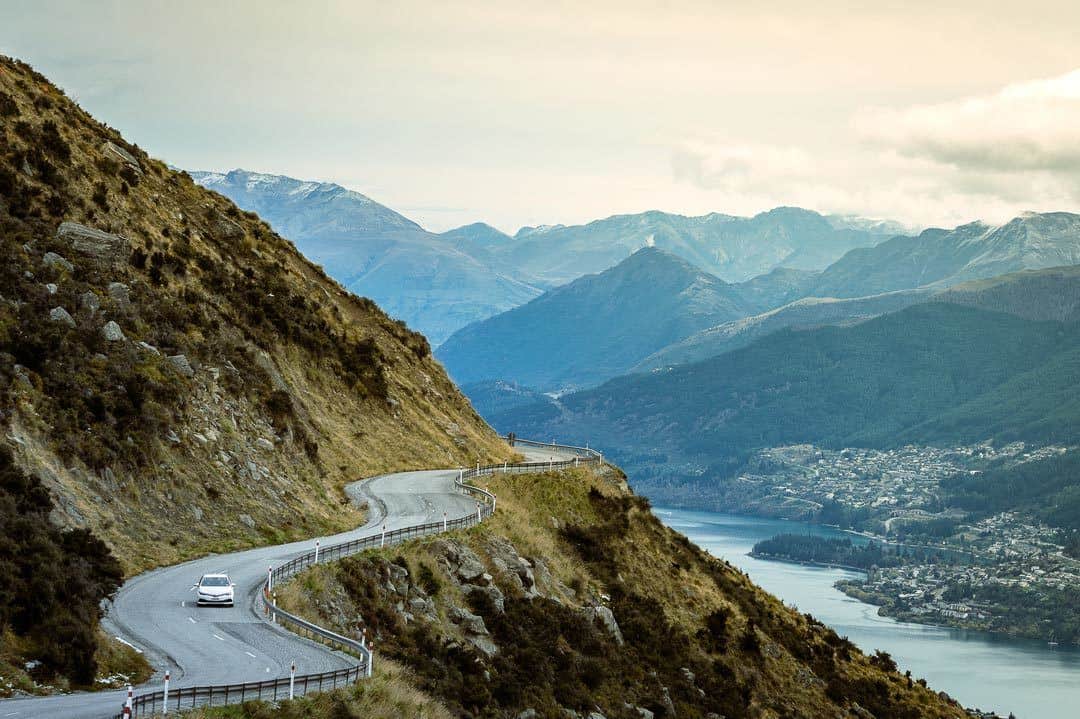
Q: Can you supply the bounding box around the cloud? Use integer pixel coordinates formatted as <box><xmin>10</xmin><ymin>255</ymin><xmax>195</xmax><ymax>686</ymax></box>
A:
<box><xmin>855</xmin><ymin>68</ymin><xmax>1080</xmax><ymax>174</ymax></box>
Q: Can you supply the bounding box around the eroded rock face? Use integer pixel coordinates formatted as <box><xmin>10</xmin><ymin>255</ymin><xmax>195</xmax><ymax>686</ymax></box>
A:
<box><xmin>101</xmin><ymin>141</ymin><xmax>142</xmax><ymax>173</ymax></box>
<box><xmin>56</xmin><ymin>222</ymin><xmax>129</xmax><ymax>266</ymax></box>
<box><xmin>168</xmin><ymin>354</ymin><xmax>194</xmax><ymax>377</ymax></box>
<box><xmin>107</xmin><ymin>282</ymin><xmax>131</xmax><ymax>307</ymax></box>
<box><xmin>463</xmin><ymin>582</ymin><xmax>505</xmax><ymax>613</ymax></box>
<box><xmin>432</xmin><ymin>538</ymin><xmax>488</xmax><ymax>584</ymax></box>
<box><xmin>581</xmin><ymin>604</ymin><xmax>624</xmax><ymax>645</ymax></box>
<box><xmin>43</xmin><ymin>251</ymin><xmax>74</xmax><ymax>272</ymax></box>
<box><xmin>449</xmin><ymin>605</ymin><xmax>498</xmax><ymax>656</ymax></box>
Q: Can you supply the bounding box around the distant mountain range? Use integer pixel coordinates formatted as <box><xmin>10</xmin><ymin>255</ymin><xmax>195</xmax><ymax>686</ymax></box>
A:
<box><xmin>443</xmin><ymin>211</ymin><xmax>1080</xmax><ymax>394</ymax></box>
<box><xmin>192</xmin><ymin>169</ymin><xmax>912</xmax><ymax>345</ymax></box>
<box><xmin>809</xmin><ymin>212</ymin><xmax>1080</xmax><ymax>298</ymax></box>
<box><xmin>459</xmin><ymin>207</ymin><xmax>895</xmax><ymax>287</ymax></box>
<box><xmin>191</xmin><ymin>170</ymin><xmax>543</xmax><ymax>345</ymax></box>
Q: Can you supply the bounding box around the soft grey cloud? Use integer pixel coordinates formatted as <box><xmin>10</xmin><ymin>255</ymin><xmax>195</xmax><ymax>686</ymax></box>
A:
<box><xmin>855</xmin><ymin>69</ymin><xmax>1080</xmax><ymax>174</ymax></box>
<box><xmin>4</xmin><ymin>2</ymin><xmax>1080</xmax><ymax>231</ymax></box>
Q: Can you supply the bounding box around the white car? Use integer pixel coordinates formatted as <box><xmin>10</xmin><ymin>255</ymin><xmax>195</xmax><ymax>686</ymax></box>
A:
<box><xmin>194</xmin><ymin>573</ymin><xmax>235</xmax><ymax>606</ymax></box>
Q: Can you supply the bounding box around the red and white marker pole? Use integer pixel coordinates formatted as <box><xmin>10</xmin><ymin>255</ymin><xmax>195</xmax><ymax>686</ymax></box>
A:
<box><xmin>289</xmin><ymin>662</ymin><xmax>296</xmax><ymax>699</ymax></box>
<box><xmin>162</xmin><ymin>670</ymin><xmax>170</xmax><ymax>714</ymax></box>
<box><xmin>443</xmin><ymin>511</ymin><xmax>447</xmax><ymax>532</ymax></box>
<box><xmin>476</xmin><ymin>501</ymin><xmax>481</xmax><ymax>523</ymax></box>
<box><xmin>267</xmin><ymin>566</ymin><xmax>273</xmax><ymax>594</ymax></box>
<box><xmin>123</xmin><ymin>684</ymin><xmax>133</xmax><ymax>717</ymax></box>
<box><xmin>314</xmin><ymin>540</ymin><xmax>320</xmax><ymax>564</ymax></box>
<box><xmin>380</xmin><ymin>523</ymin><xmax>386</xmax><ymax>547</ymax></box>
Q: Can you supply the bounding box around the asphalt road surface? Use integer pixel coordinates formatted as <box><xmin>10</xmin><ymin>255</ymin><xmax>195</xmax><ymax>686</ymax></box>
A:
<box><xmin>0</xmin><ymin>445</ymin><xmax>572</xmax><ymax>719</ymax></box>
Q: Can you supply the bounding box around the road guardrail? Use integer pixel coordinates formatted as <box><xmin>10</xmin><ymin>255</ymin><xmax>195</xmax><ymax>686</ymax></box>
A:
<box><xmin>115</xmin><ymin>437</ymin><xmax>601</xmax><ymax>717</ymax></box>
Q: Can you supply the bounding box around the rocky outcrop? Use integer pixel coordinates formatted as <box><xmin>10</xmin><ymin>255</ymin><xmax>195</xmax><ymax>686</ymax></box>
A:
<box><xmin>56</xmin><ymin>222</ymin><xmax>129</xmax><ymax>266</ymax></box>
<box><xmin>48</xmin><ymin>306</ymin><xmax>75</xmax><ymax>327</ymax></box>
<box><xmin>101</xmin><ymin>141</ymin><xmax>142</xmax><ymax>174</ymax></box>
<box><xmin>449</xmin><ymin>605</ymin><xmax>497</xmax><ymax>657</ymax></box>
<box><xmin>485</xmin><ymin>535</ymin><xmax>540</xmax><ymax>598</ymax></box>
<box><xmin>107</xmin><ymin>282</ymin><xmax>130</xmax><ymax>307</ymax></box>
<box><xmin>101</xmin><ymin>320</ymin><xmax>125</xmax><ymax>342</ymax></box>
<box><xmin>168</xmin><ymin>354</ymin><xmax>194</xmax><ymax>377</ymax></box>
<box><xmin>43</xmin><ymin>251</ymin><xmax>73</xmax><ymax>272</ymax></box>
<box><xmin>581</xmin><ymin>604</ymin><xmax>624</xmax><ymax>645</ymax></box>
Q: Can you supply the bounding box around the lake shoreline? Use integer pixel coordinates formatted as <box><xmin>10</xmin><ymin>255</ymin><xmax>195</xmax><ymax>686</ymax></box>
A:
<box><xmin>654</xmin><ymin>506</ymin><xmax>1080</xmax><ymax>719</ymax></box>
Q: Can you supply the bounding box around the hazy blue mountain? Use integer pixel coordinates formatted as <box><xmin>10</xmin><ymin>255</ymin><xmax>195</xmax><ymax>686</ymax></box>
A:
<box><xmin>483</xmin><ymin>207</ymin><xmax>896</xmax><ymax>286</ymax></box>
<box><xmin>811</xmin><ymin>212</ymin><xmax>1080</xmax><ymax>298</ymax></box>
<box><xmin>635</xmin><ymin>288</ymin><xmax>934</xmax><ymax>371</ymax></box>
<box><xmin>637</xmin><ymin>263</ymin><xmax>1080</xmax><ymax>373</ymax></box>
<box><xmin>440</xmin><ymin>222</ymin><xmax>514</xmax><ymax>256</ymax></box>
<box><xmin>461</xmin><ymin>380</ymin><xmax>555</xmax><ymax>419</ymax></box>
<box><xmin>492</xmin><ymin>303</ymin><xmax>1080</xmax><ymax>484</ymax></box>
<box><xmin>191</xmin><ymin>170</ymin><xmax>542</xmax><ymax>344</ymax></box>
<box><xmin>436</xmin><ymin>247</ymin><xmax>752</xmax><ymax>392</ymax></box>
<box><xmin>728</xmin><ymin>266</ymin><xmax>822</xmax><ymax>313</ymax></box>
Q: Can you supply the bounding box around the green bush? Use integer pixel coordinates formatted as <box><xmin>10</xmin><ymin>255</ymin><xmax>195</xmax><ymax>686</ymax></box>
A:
<box><xmin>0</xmin><ymin>447</ymin><xmax>123</xmax><ymax>683</ymax></box>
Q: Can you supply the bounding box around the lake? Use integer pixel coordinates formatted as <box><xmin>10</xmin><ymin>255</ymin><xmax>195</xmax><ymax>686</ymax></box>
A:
<box><xmin>655</xmin><ymin>507</ymin><xmax>1080</xmax><ymax>719</ymax></box>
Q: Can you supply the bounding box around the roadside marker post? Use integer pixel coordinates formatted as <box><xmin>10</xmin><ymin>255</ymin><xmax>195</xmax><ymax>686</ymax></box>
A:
<box><xmin>443</xmin><ymin>511</ymin><xmax>447</xmax><ymax>532</ymax></box>
<box><xmin>272</xmin><ymin>593</ymin><xmax>277</xmax><ymax>624</ymax></box>
<box><xmin>476</xmin><ymin>501</ymin><xmax>481</xmax><ymax>523</ymax></box>
<box><xmin>267</xmin><ymin>566</ymin><xmax>273</xmax><ymax>594</ymax></box>
<box><xmin>314</xmin><ymin>540</ymin><xmax>320</xmax><ymax>564</ymax></box>
<box><xmin>289</xmin><ymin>663</ymin><xmax>296</xmax><ymax>699</ymax></box>
<box><xmin>381</xmin><ymin>523</ymin><xmax>386</xmax><ymax>548</ymax></box>
<box><xmin>163</xmin><ymin>670</ymin><xmax>170</xmax><ymax>714</ymax></box>
<box><xmin>492</xmin><ymin>494</ymin><xmax>497</xmax><ymax>514</ymax></box>
<box><xmin>124</xmin><ymin>684</ymin><xmax>133</xmax><ymax>716</ymax></box>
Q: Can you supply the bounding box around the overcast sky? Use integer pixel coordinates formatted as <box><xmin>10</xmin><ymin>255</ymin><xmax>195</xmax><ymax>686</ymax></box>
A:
<box><xmin>3</xmin><ymin>0</ymin><xmax>1080</xmax><ymax>232</ymax></box>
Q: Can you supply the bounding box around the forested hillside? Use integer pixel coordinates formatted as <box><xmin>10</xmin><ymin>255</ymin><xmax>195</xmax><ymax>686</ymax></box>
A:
<box><xmin>495</xmin><ymin>303</ymin><xmax>1080</xmax><ymax>480</ymax></box>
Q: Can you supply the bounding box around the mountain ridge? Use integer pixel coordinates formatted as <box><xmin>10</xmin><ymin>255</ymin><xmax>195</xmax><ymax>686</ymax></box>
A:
<box><xmin>437</xmin><ymin>247</ymin><xmax>752</xmax><ymax>392</ymax></box>
<box><xmin>190</xmin><ymin>169</ymin><xmax>543</xmax><ymax>345</ymax></box>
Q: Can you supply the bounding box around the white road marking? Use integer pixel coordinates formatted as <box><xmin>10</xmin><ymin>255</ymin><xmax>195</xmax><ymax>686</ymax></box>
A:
<box><xmin>245</xmin><ymin>651</ymin><xmax>257</xmax><ymax>658</ymax></box>
<box><xmin>188</xmin><ymin>617</ymin><xmax>197</xmax><ymax>624</ymax></box>
<box><xmin>114</xmin><ymin>636</ymin><xmax>143</xmax><ymax>654</ymax></box>
<box><xmin>212</xmin><ymin>634</ymin><xmax>226</xmax><ymax>642</ymax></box>
<box><xmin>181</xmin><ymin>601</ymin><xmax>185</xmax><ymax>607</ymax></box>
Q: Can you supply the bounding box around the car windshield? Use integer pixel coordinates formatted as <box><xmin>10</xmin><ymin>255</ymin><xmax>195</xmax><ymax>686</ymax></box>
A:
<box><xmin>201</xmin><ymin>576</ymin><xmax>230</xmax><ymax>587</ymax></box>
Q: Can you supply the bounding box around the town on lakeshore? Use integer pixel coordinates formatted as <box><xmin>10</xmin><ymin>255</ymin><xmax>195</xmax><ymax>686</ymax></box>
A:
<box><xmin>653</xmin><ymin>442</ymin><xmax>1080</xmax><ymax>643</ymax></box>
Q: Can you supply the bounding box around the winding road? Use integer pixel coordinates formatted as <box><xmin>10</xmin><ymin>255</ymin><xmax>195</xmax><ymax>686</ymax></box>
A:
<box><xmin>0</xmin><ymin>444</ymin><xmax>574</xmax><ymax>719</ymax></box>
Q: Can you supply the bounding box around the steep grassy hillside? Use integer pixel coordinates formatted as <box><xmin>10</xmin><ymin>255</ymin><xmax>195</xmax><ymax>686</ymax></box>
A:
<box><xmin>269</xmin><ymin>465</ymin><xmax>965</xmax><ymax>719</ymax></box>
<box><xmin>494</xmin><ymin>303</ymin><xmax>1080</xmax><ymax>483</ymax></box>
<box><xmin>438</xmin><ymin>248</ymin><xmax>752</xmax><ymax>391</ymax></box>
<box><xmin>0</xmin><ymin>56</ymin><xmax>511</xmax><ymax>683</ymax></box>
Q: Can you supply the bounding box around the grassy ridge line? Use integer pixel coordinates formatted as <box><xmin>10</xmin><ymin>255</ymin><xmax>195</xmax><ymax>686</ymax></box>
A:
<box><xmin>254</xmin><ymin>465</ymin><xmax>966</xmax><ymax>719</ymax></box>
